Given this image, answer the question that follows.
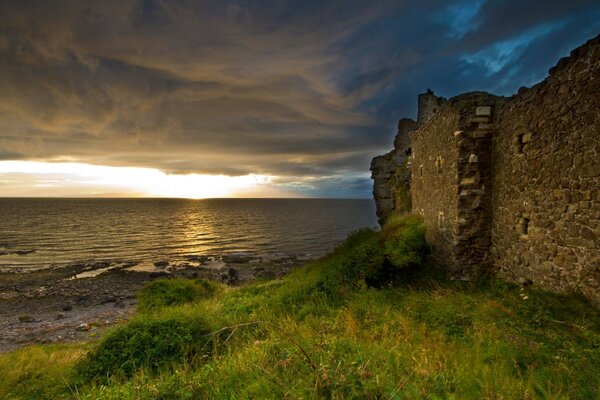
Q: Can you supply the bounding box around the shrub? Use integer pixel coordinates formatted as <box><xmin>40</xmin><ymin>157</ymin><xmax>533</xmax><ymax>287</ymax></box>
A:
<box><xmin>194</xmin><ymin>277</ymin><xmax>221</xmax><ymax>297</ymax></box>
<box><xmin>380</xmin><ymin>214</ymin><xmax>428</xmax><ymax>270</ymax></box>
<box><xmin>137</xmin><ymin>278</ymin><xmax>220</xmax><ymax>312</ymax></box>
<box><xmin>77</xmin><ymin>313</ymin><xmax>216</xmax><ymax>382</ymax></box>
<box><xmin>342</xmin><ymin>229</ymin><xmax>386</xmax><ymax>283</ymax></box>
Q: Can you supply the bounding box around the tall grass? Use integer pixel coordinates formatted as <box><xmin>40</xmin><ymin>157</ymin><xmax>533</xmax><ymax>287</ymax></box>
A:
<box><xmin>1</xmin><ymin>214</ymin><xmax>599</xmax><ymax>399</ymax></box>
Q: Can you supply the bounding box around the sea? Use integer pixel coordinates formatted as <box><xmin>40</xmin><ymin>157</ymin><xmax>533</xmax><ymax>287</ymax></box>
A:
<box><xmin>0</xmin><ymin>198</ymin><xmax>377</xmax><ymax>272</ymax></box>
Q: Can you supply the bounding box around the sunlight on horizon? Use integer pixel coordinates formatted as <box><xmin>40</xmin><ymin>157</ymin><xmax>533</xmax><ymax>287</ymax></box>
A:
<box><xmin>0</xmin><ymin>161</ymin><xmax>277</xmax><ymax>198</ymax></box>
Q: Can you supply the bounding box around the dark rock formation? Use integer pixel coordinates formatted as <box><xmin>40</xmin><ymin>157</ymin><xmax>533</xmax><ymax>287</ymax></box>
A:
<box><xmin>370</xmin><ymin>118</ymin><xmax>416</xmax><ymax>224</ymax></box>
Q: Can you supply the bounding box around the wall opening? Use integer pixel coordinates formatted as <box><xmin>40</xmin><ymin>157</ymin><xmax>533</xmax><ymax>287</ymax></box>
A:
<box><xmin>517</xmin><ymin>218</ymin><xmax>530</xmax><ymax>236</ymax></box>
<box><xmin>438</xmin><ymin>211</ymin><xmax>446</xmax><ymax>231</ymax></box>
<box><xmin>514</xmin><ymin>133</ymin><xmax>525</xmax><ymax>154</ymax></box>
<box><xmin>435</xmin><ymin>156</ymin><xmax>443</xmax><ymax>173</ymax></box>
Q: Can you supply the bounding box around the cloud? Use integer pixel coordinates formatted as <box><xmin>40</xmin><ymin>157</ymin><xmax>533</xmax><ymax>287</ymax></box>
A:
<box><xmin>0</xmin><ymin>0</ymin><xmax>598</xmax><ymax>197</ymax></box>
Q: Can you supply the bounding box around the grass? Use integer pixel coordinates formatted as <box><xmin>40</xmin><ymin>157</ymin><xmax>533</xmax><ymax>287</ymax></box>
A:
<box><xmin>1</xmin><ymin>215</ymin><xmax>599</xmax><ymax>399</ymax></box>
<box><xmin>136</xmin><ymin>277</ymin><xmax>221</xmax><ymax>312</ymax></box>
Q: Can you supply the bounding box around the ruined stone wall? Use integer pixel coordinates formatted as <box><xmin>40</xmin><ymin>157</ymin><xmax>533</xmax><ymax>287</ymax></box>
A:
<box><xmin>411</xmin><ymin>92</ymin><xmax>499</xmax><ymax>278</ymax></box>
<box><xmin>371</xmin><ymin>118</ymin><xmax>416</xmax><ymax>224</ymax></box>
<box><xmin>372</xmin><ymin>34</ymin><xmax>599</xmax><ymax>303</ymax></box>
<box><xmin>411</xmin><ymin>106</ymin><xmax>461</xmax><ymax>272</ymax></box>
<box><xmin>417</xmin><ymin>89</ymin><xmax>447</xmax><ymax>126</ymax></box>
<box><xmin>492</xmin><ymin>36</ymin><xmax>600</xmax><ymax>301</ymax></box>
<box><xmin>452</xmin><ymin>93</ymin><xmax>499</xmax><ymax>278</ymax></box>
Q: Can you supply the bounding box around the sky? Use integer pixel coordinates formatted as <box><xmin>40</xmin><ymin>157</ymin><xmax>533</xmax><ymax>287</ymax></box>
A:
<box><xmin>1</xmin><ymin>0</ymin><xmax>599</xmax><ymax>198</ymax></box>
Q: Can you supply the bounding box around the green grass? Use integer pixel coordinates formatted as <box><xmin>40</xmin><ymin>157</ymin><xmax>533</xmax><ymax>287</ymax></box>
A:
<box><xmin>136</xmin><ymin>277</ymin><xmax>221</xmax><ymax>312</ymax></box>
<box><xmin>1</xmin><ymin>215</ymin><xmax>599</xmax><ymax>399</ymax></box>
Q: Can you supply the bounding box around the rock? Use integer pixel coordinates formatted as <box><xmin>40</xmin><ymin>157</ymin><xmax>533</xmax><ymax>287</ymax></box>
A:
<box><xmin>222</xmin><ymin>253</ymin><xmax>255</xmax><ymax>264</ymax></box>
<box><xmin>14</xmin><ymin>249</ymin><xmax>36</xmax><ymax>255</ymax></box>
<box><xmin>154</xmin><ymin>260</ymin><xmax>169</xmax><ymax>268</ymax></box>
<box><xmin>114</xmin><ymin>298</ymin><xmax>125</xmax><ymax>308</ymax></box>
<box><xmin>121</xmin><ymin>261</ymin><xmax>139</xmax><ymax>268</ymax></box>
<box><xmin>149</xmin><ymin>271</ymin><xmax>168</xmax><ymax>278</ymax></box>
<box><xmin>76</xmin><ymin>323</ymin><xmax>91</xmax><ymax>332</ymax></box>
<box><xmin>475</xmin><ymin>106</ymin><xmax>491</xmax><ymax>116</ymax></box>
<box><xmin>76</xmin><ymin>293</ymin><xmax>90</xmax><ymax>305</ymax></box>
<box><xmin>62</xmin><ymin>305</ymin><xmax>73</xmax><ymax>311</ymax></box>
<box><xmin>184</xmin><ymin>255</ymin><xmax>210</xmax><ymax>263</ymax></box>
<box><xmin>254</xmin><ymin>270</ymin><xmax>276</xmax><ymax>280</ymax></box>
<box><xmin>370</xmin><ymin>118</ymin><xmax>416</xmax><ymax>224</ymax></box>
<box><xmin>55</xmin><ymin>313</ymin><xmax>66</xmax><ymax>320</ymax></box>
<box><xmin>228</xmin><ymin>268</ymin><xmax>239</xmax><ymax>278</ymax></box>
<box><xmin>18</xmin><ymin>314</ymin><xmax>34</xmax><ymax>323</ymax></box>
<box><xmin>518</xmin><ymin>277</ymin><xmax>534</xmax><ymax>287</ymax></box>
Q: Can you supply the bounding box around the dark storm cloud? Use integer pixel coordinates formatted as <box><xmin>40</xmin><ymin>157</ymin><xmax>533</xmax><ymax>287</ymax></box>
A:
<box><xmin>1</xmin><ymin>0</ymin><xmax>599</xmax><ymax>196</ymax></box>
<box><xmin>457</xmin><ymin>0</ymin><xmax>598</xmax><ymax>51</ymax></box>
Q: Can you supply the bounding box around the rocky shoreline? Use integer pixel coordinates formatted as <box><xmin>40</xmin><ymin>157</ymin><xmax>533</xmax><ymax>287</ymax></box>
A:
<box><xmin>0</xmin><ymin>254</ymin><xmax>305</xmax><ymax>352</ymax></box>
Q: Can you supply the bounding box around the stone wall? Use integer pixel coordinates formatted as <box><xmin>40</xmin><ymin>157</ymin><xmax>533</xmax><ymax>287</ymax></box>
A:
<box><xmin>372</xmin><ymin>34</ymin><xmax>600</xmax><ymax>303</ymax></box>
<box><xmin>492</xmin><ymin>35</ymin><xmax>600</xmax><ymax>301</ymax></box>
<box><xmin>411</xmin><ymin>92</ymin><xmax>499</xmax><ymax>278</ymax></box>
<box><xmin>452</xmin><ymin>93</ymin><xmax>499</xmax><ymax>279</ymax></box>
<box><xmin>417</xmin><ymin>89</ymin><xmax>447</xmax><ymax>126</ymax></box>
<box><xmin>411</xmin><ymin>103</ymin><xmax>461</xmax><ymax>272</ymax></box>
<box><xmin>371</xmin><ymin>118</ymin><xmax>416</xmax><ymax>225</ymax></box>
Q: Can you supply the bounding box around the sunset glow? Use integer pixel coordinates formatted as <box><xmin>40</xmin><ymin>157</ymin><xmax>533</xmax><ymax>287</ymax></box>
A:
<box><xmin>0</xmin><ymin>161</ymin><xmax>274</xmax><ymax>198</ymax></box>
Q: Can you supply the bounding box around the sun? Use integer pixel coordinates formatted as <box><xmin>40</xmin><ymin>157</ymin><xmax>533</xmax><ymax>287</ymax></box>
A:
<box><xmin>0</xmin><ymin>161</ymin><xmax>274</xmax><ymax>198</ymax></box>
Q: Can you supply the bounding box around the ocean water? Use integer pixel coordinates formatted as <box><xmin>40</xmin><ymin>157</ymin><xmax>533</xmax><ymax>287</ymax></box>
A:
<box><xmin>0</xmin><ymin>198</ymin><xmax>377</xmax><ymax>272</ymax></box>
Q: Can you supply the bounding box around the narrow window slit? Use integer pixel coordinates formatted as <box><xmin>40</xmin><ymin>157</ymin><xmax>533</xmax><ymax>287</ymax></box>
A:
<box><xmin>517</xmin><ymin>218</ymin><xmax>530</xmax><ymax>235</ymax></box>
<box><xmin>515</xmin><ymin>133</ymin><xmax>525</xmax><ymax>154</ymax></box>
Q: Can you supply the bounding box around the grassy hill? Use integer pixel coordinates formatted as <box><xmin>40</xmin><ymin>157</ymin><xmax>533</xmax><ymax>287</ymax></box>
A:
<box><xmin>1</xmin><ymin>215</ymin><xmax>599</xmax><ymax>399</ymax></box>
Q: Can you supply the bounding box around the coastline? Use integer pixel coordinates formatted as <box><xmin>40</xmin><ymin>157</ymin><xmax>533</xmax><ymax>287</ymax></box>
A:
<box><xmin>0</xmin><ymin>256</ymin><xmax>304</xmax><ymax>353</ymax></box>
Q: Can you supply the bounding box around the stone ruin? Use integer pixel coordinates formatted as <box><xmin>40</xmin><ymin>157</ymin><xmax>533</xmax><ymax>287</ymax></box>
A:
<box><xmin>371</xmin><ymin>34</ymin><xmax>600</xmax><ymax>304</ymax></box>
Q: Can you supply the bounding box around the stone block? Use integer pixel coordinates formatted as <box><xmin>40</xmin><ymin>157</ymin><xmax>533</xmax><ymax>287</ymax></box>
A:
<box><xmin>469</xmin><ymin>116</ymin><xmax>490</xmax><ymax>124</ymax></box>
<box><xmin>476</xmin><ymin>106</ymin><xmax>492</xmax><ymax>116</ymax></box>
<box><xmin>460</xmin><ymin>177</ymin><xmax>476</xmax><ymax>186</ymax></box>
<box><xmin>473</xmin><ymin>131</ymin><xmax>490</xmax><ymax>139</ymax></box>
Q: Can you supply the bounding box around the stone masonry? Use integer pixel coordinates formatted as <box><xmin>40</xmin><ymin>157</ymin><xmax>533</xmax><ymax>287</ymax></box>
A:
<box><xmin>372</xmin><ymin>34</ymin><xmax>600</xmax><ymax>304</ymax></box>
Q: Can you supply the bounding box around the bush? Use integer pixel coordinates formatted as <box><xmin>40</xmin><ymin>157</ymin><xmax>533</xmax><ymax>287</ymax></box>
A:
<box><xmin>194</xmin><ymin>277</ymin><xmax>221</xmax><ymax>297</ymax></box>
<box><xmin>341</xmin><ymin>229</ymin><xmax>386</xmax><ymax>283</ymax></box>
<box><xmin>137</xmin><ymin>278</ymin><xmax>220</xmax><ymax>312</ymax></box>
<box><xmin>77</xmin><ymin>313</ymin><xmax>216</xmax><ymax>382</ymax></box>
<box><xmin>380</xmin><ymin>214</ymin><xmax>428</xmax><ymax>270</ymax></box>
<box><xmin>299</xmin><ymin>217</ymin><xmax>428</xmax><ymax>291</ymax></box>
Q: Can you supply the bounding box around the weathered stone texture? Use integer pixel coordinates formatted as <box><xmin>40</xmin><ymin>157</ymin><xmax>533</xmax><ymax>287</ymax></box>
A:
<box><xmin>372</xmin><ymin>33</ymin><xmax>600</xmax><ymax>304</ymax></box>
<box><xmin>417</xmin><ymin>89</ymin><xmax>447</xmax><ymax>125</ymax></box>
<box><xmin>411</xmin><ymin>92</ymin><xmax>500</xmax><ymax>278</ymax></box>
<box><xmin>492</xmin><ymin>35</ymin><xmax>600</xmax><ymax>302</ymax></box>
<box><xmin>411</xmin><ymin>105</ymin><xmax>461</xmax><ymax>272</ymax></box>
<box><xmin>371</xmin><ymin>118</ymin><xmax>416</xmax><ymax>224</ymax></box>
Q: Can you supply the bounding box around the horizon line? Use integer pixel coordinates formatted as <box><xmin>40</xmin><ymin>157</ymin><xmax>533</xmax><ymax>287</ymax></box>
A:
<box><xmin>0</xmin><ymin>196</ymin><xmax>374</xmax><ymax>200</ymax></box>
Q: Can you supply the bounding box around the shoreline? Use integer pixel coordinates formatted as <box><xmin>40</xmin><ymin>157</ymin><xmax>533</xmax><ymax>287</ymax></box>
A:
<box><xmin>0</xmin><ymin>256</ymin><xmax>304</xmax><ymax>353</ymax></box>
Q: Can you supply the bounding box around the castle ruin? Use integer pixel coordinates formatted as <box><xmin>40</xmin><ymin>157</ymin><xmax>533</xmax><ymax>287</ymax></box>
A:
<box><xmin>371</xmin><ymin>34</ymin><xmax>599</xmax><ymax>304</ymax></box>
